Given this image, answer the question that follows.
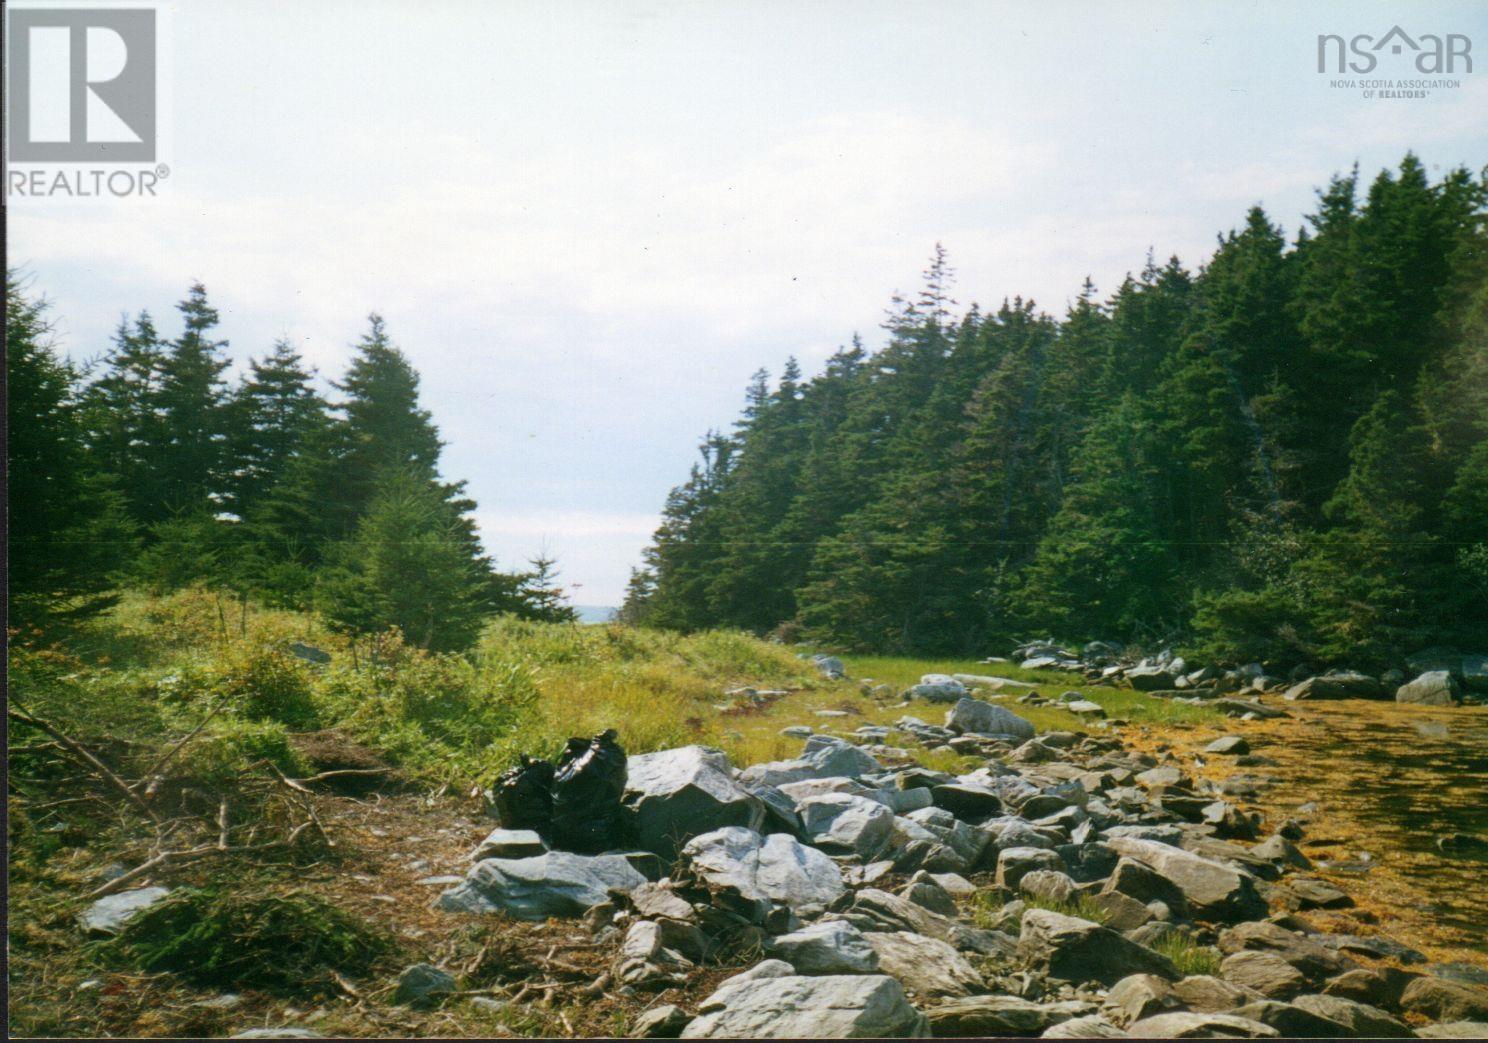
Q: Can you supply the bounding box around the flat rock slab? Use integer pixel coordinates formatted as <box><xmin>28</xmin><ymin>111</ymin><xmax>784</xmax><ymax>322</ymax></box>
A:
<box><xmin>1127</xmin><ymin>1011</ymin><xmax>1280</xmax><ymax>1037</ymax></box>
<box><xmin>436</xmin><ymin>851</ymin><xmax>645</xmax><ymax>920</ymax></box>
<box><xmin>927</xmin><ymin>994</ymin><xmax>1094</xmax><ymax>1035</ymax></box>
<box><xmin>468</xmin><ymin>828</ymin><xmax>546</xmax><ymax>861</ymax></box>
<box><xmin>768</xmin><ymin>920</ymin><xmax>879</xmax><ymax>975</ymax></box>
<box><xmin>680</xmin><ymin>973</ymin><xmax>930</xmax><ymax>1038</ymax></box>
<box><xmin>79</xmin><ymin>887</ymin><xmax>170</xmax><ymax>935</ymax></box>
<box><xmin>945</xmin><ymin>697</ymin><xmax>1036</xmax><ymax>739</ymax></box>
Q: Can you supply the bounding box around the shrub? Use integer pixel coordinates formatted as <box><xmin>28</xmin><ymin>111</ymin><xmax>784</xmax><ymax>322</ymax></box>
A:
<box><xmin>212</xmin><ymin>642</ymin><xmax>321</xmax><ymax>729</ymax></box>
<box><xmin>176</xmin><ymin>718</ymin><xmax>307</xmax><ymax>786</ymax></box>
<box><xmin>1152</xmin><ymin>932</ymin><xmax>1222</xmax><ymax>976</ymax></box>
<box><xmin>100</xmin><ymin>886</ymin><xmax>389</xmax><ymax>996</ymax></box>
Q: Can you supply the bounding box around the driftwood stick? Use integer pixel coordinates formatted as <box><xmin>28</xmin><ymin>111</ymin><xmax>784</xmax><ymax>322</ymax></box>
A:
<box><xmin>8</xmin><ymin>703</ymin><xmax>159</xmax><ymax>823</ymax></box>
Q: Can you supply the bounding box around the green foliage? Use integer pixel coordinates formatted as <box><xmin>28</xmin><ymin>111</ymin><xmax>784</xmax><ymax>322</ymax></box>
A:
<box><xmin>630</xmin><ymin>155</ymin><xmax>1488</xmax><ymax>665</ymax></box>
<box><xmin>6</xmin><ymin>271</ymin><xmax>136</xmax><ymax>623</ymax></box>
<box><xmin>1020</xmin><ymin>892</ymin><xmax>1113</xmax><ymax>924</ymax></box>
<box><xmin>100</xmin><ymin>886</ymin><xmax>389</xmax><ymax>996</ymax></box>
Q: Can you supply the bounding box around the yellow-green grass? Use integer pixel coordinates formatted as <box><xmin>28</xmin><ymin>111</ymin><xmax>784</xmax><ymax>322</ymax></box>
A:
<box><xmin>9</xmin><ymin>589</ymin><xmax>1225</xmax><ymax>793</ymax></box>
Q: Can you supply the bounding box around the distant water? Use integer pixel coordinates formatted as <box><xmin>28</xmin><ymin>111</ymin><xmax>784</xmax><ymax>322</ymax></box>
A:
<box><xmin>573</xmin><ymin>604</ymin><xmax>619</xmax><ymax>624</ymax></box>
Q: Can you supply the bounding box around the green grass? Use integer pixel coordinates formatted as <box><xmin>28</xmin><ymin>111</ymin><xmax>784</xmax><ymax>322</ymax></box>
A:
<box><xmin>1021</xmin><ymin>892</ymin><xmax>1114</xmax><ymax>924</ymax></box>
<box><xmin>1153</xmin><ymin>931</ymin><xmax>1223</xmax><ymax>976</ymax></box>
<box><xmin>9</xmin><ymin>587</ymin><xmax>1226</xmax><ymax>797</ymax></box>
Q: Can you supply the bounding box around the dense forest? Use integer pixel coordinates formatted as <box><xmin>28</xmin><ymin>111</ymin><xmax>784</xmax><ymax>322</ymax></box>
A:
<box><xmin>623</xmin><ymin>155</ymin><xmax>1488</xmax><ymax>668</ymax></box>
<box><xmin>8</xmin><ymin>279</ymin><xmax>575</xmax><ymax>649</ymax></box>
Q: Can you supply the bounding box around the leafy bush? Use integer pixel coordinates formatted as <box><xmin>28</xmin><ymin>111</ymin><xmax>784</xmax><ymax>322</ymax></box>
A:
<box><xmin>176</xmin><ymin>718</ymin><xmax>307</xmax><ymax>785</ymax></box>
<box><xmin>213</xmin><ymin>642</ymin><xmax>320</xmax><ymax>728</ymax></box>
<box><xmin>101</xmin><ymin>886</ymin><xmax>389</xmax><ymax>996</ymax></box>
<box><xmin>1152</xmin><ymin>932</ymin><xmax>1221</xmax><ymax>976</ymax></box>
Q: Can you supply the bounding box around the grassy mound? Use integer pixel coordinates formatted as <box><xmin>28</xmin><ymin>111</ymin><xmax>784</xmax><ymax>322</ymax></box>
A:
<box><xmin>100</xmin><ymin>887</ymin><xmax>389</xmax><ymax>997</ymax></box>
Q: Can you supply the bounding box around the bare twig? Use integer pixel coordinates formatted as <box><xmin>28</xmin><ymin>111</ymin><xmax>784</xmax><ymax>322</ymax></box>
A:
<box><xmin>8</xmin><ymin>703</ymin><xmax>159</xmax><ymax>823</ymax></box>
<box><xmin>217</xmin><ymin>799</ymin><xmax>231</xmax><ymax>850</ymax></box>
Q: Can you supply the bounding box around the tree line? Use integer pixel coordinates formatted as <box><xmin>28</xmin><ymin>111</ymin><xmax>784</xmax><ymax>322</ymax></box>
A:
<box><xmin>623</xmin><ymin>155</ymin><xmax>1488</xmax><ymax>668</ymax></box>
<box><xmin>8</xmin><ymin>278</ymin><xmax>575</xmax><ymax>649</ymax></box>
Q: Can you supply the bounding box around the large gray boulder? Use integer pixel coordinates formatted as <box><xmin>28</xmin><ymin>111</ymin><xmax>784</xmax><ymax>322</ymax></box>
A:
<box><xmin>812</xmin><ymin>654</ymin><xmax>846</xmax><ymax>680</ymax></box>
<box><xmin>863</xmin><ymin>931</ymin><xmax>984</xmax><ymax>999</ymax></box>
<box><xmin>798</xmin><ymin>794</ymin><xmax>895</xmax><ymax>860</ymax></box>
<box><xmin>1395</xmin><ymin>671</ymin><xmax>1462</xmax><ymax>706</ymax></box>
<box><xmin>944</xmin><ymin>698</ymin><xmax>1035</xmax><ymax>739</ymax></box>
<box><xmin>680</xmin><ymin>973</ymin><xmax>930</xmax><ymax>1038</ymax></box>
<box><xmin>1128</xmin><ymin>665</ymin><xmax>1177</xmax><ymax>691</ymax></box>
<box><xmin>436</xmin><ymin>851</ymin><xmax>646</xmax><ymax>920</ymax></box>
<box><xmin>768</xmin><ymin>920</ymin><xmax>879</xmax><ymax>974</ymax></box>
<box><xmin>1401</xmin><ymin>976</ymin><xmax>1488</xmax><ymax>1022</ymax></box>
<box><xmin>1018</xmin><ymin>909</ymin><xmax>1179</xmax><ymax>986</ymax></box>
<box><xmin>801</xmin><ymin>735</ymin><xmax>884</xmax><ymax>779</ymax></box>
<box><xmin>624</xmin><ymin>746</ymin><xmax>766</xmax><ymax>860</ymax></box>
<box><xmin>1106</xmin><ymin>836</ymin><xmax>1267</xmax><ymax>922</ymax></box>
<box><xmin>681</xmin><ymin>826</ymin><xmax>845</xmax><ymax>918</ymax></box>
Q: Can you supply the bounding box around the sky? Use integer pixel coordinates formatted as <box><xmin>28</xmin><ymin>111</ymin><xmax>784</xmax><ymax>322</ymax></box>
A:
<box><xmin>10</xmin><ymin>0</ymin><xmax>1487</xmax><ymax>605</ymax></box>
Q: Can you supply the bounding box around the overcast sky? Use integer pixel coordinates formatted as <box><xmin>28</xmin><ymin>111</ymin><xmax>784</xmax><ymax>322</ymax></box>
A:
<box><xmin>11</xmin><ymin>0</ymin><xmax>1487</xmax><ymax>605</ymax></box>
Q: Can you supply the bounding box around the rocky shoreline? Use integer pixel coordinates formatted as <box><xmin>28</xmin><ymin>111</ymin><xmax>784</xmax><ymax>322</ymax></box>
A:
<box><xmin>410</xmin><ymin>655</ymin><xmax>1488</xmax><ymax>1038</ymax></box>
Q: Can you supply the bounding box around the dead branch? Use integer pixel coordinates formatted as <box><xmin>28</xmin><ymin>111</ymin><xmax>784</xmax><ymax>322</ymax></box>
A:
<box><xmin>217</xmin><ymin>799</ymin><xmax>231</xmax><ymax>850</ymax></box>
<box><xmin>132</xmin><ymin>699</ymin><xmax>228</xmax><ymax>795</ymax></box>
<box><xmin>85</xmin><ymin>821</ymin><xmax>315</xmax><ymax>900</ymax></box>
<box><xmin>8</xmin><ymin>703</ymin><xmax>159</xmax><ymax>824</ymax></box>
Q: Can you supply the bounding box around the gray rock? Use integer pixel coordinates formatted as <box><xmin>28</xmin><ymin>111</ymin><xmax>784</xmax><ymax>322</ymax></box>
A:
<box><xmin>1401</xmin><ymin>976</ymin><xmax>1488</xmax><ymax>1022</ymax></box>
<box><xmin>1125</xmin><ymin>1012</ymin><xmax>1279</xmax><ymax>1037</ymax></box>
<box><xmin>617</xmin><ymin>918</ymin><xmax>710</xmax><ymax>984</ymax></box>
<box><xmin>899</xmin><ymin>879</ymin><xmax>959</xmax><ymax>918</ymax></box>
<box><xmin>996</xmin><ymin>846</ymin><xmax>1064</xmax><ymax>889</ymax></box>
<box><xmin>1221</xmin><ymin>951</ymin><xmax>1307</xmax><ymax>999</ymax></box>
<box><xmin>812</xmin><ymin>655</ymin><xmax>847</xmax><ymax>680</ymax></box>
<box><xmin>1285</xmin><ymin>672</ymin><xmax>1383</xmax><ymax>701</ymax></box>
<box><xmin>394</xmin><ymin>963</ymin><xmax>456</xmax><ymax>1008</ymax></box>
<box><xmin>1018</xmin><ymin>869</ymin><xmax>1077</xmax><ymax>903</ymax></box>
<box><xmin>802</xmin><ymin>735</ymin><xmax>884</xmax><ymax>779</ymax></box>
<box><xmin>927</xmin><ymin>994</ymin><xmax>1096</xmax><ymax>1035</ymax></box>
<box><xmin>633</xmin><ymin>1004</ymin><xmax>691</xmax><ymax>1038</ymax></box>
<box><xmin>1292</xmin><ymin>994</ymin><xmax>1416</xmax><ymax>1037</ymax></box>
<box><xmin>944</xmin><ymin>697</ymin><xmax>1035</xmax><ymax>739</ymax></box>
<box><xmin>680</xmin><ymin>973</ymin><xmax>930</xmax><ymax>1038</ymax></box>
<box><xmin>1106</xmin><ymin>837</ymin><xmax>1267</xmax><ymax>923</ymax></box>
<box><xmin>1043</xmin><ymin>1014</ymin><xmax>1128</xmax><ymax>1037</ymax></box>
<box><xmin>1217</xmin><ymin>922</ymin><xmax>1352</xmax><ymax>983</ymax></box>
<box><xmin>79</xmin><ymin>886</ymin><xmax>171</xmax><ymax>935</ymax></box>
<box><xmin>798</xmin><ymin>794</ymin><xmax>895</xmax><ymax>859</ymax></box>
<box><xmin>1104</xmin><ymin>973</ymin><xmax>1181</xmax><ymax>1026</ymax></box>
<box><xmin>436</xmin><ymin>851</ymin><xmax>646</xmax><ymax>920</ymax></box>
<box><xmin>1088</xmin><ymin>889</ymin><xmax>1155</xmax><ymax>931</ymax></box>
<box><xmin>231</xmin><ymin>1031</ymin><xmax>324</xmax><ymax>1039</ymax></box>
<box><xmin>1228</xmin><ymin>1000</ymin><xmax>1353</xmax><ymax>1037</ymax></box>
<box><xmin>288</xmin><ymin>642</ymin><xmax>331</xmax><ymax>664</ymax></box>
<box><xmin>468</xmin><ymin>827</ymin><xmax>546</xmax><ymax>862</ymax></box>
<box><xmin>625</xmin><ymin>746</ymin><xmax>766</xmax><ymax>860</ymax></box>
<box><xmin>1205</xmin><ymin>736</ymin><xmax>1251</xmax><ymax>755</ymax></box>
<box><xmin>681</xmin><ymin>827</ymin><xmax>845</xmax><ymax>918</ymax></box>
<box><xmin>929</xmin><ymin>783</ymin><xmax>1003</xmax><ymax>819</ymax></box>
<box><xmin>1128</xmin><ymin>666</ymin><xmax>1177</xmax><ymax>691</ymax></box>
<box><xmin>1018</xmin><ymin>909</ymin><xmax>1179</xmax><ymax>986</ymax></box>
<box><xmin>1396</xmin><ymin>671</ymin><xmax>1462</xmax><ymax>706</ymax></box>
<box><xmin>851</xmin><ymin>888</ymin><xmax>1013</xmax><ymax>956</ymax></box>
<box><xmin>906</xmin><ymin>674</ymin><xmax>969</xmax><ymax>703</ymax></box>
<box><xmin>1171</xmin><ymin>974</ymin><xmax>1262</xmax><ymax>1012</ymax></box>
<box><xmin>864</xmin><ymin>931</ymin><xmax>983</xmax><ymax>998</ymax></box>
<box><xmin>768</xmin><ymin>920</ymin><xmax>879</xmax><ymax>974</ymax></box>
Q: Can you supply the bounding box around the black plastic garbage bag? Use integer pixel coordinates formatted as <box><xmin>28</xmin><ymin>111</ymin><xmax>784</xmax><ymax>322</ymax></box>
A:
<box><xmin>550</xmin><ymin>728</ymin><xmax>628</xmax><ymax>854</ymax></box>
<box><xmin>491</xmin><ymin>754</ymin><xmax>555</xmax><ymax>835</ymax></box>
